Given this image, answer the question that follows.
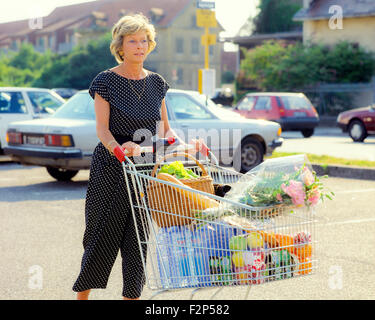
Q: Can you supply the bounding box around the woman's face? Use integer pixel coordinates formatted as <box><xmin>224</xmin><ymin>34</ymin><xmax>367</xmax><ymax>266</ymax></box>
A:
<box><xmin>121</xmin><ymin>30</ymin><xmax>149</xmax><ymax>64</ymax></box>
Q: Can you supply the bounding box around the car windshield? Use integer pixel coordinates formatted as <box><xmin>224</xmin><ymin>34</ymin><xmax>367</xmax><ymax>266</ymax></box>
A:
<box><xmin>27</xmin><ymin>91</ymin><xmax>65</xmax><ymax>114</ymax></box>
<box><xmin>280</xmin><ymin>95</ymin><xmax>312</xmax><ymax>110</ymax></box>
<box><xmin>53</xmin><ymin>92</ymin><xmax>95</xmax><ymax>120</ymax></box>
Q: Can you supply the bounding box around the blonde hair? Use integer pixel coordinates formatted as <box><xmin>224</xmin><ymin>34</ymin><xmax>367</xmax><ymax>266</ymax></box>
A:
<box><xmin>110</xmin><ymin>13</ymin><xmax>156</xmax><ymax>63</ymax></box>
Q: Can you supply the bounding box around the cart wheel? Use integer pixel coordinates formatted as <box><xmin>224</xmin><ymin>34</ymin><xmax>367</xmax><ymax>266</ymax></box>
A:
<box><xmin>46</xmin><ymin>166</ymin><xmax>79</xmax><ymax>181</ymax></box>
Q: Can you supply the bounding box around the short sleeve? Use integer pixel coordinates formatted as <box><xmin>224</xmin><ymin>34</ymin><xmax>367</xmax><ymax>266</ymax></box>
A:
<box><xmin>162</xmin><ymin>79</ymin><xmax>170</xmax><ymax>99</ymax></box>
<box><xmin>88</xmin><ymin>72</ymin><xmax>109</xmax><ymax>102</ymax></box>
<box><xmin>156</xmin><ymin>74</ymin><xmax>169</xmax><ymax>100</ymax></box>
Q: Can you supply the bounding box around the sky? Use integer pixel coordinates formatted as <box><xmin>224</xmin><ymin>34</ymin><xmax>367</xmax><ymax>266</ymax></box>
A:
<box><xmin>0</xmin><ymin>0</ymin><xmax>260</xmax><ymax>37</ymax></box>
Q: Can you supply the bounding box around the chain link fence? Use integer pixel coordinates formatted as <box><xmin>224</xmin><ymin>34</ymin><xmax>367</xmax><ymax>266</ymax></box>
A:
<box><xmin>304</xmin><ymin>77</ymin><xmax>375</xmax><ymax>116</ymax></box>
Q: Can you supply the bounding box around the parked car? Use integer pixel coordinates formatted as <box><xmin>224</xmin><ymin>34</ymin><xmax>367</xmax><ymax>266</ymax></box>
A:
<box><xmin>0</xmin><ymin>87</ymin><xmax>65</xmax><ymax>155</ymax></box>
<box><xmin>210</xmin><ymin>88</ymin><xmax>234</xmax><ymax>107</ymax></box>
<box><xmin>51</xmin><ymin>88</ymin><xmax>79</xmax><ymax>99</ymax></box>
<box><xmin>4</xmin><ymin>89</ymin><xmax>283</xmax><ymax>181</ymax></box>
<box><xmin>233</xmin><ymin>92</ymin><xmax>320</xmax><ymax>137</ymax></box>
<box><xmin>336</xmin><ymin>105</ymin><xmax>375</xmax><ymax>142</ymax></box>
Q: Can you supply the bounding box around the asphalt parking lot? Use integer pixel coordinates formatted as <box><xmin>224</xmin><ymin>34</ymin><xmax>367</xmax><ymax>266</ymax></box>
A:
<box><xmin>1</xmin><ymin>162</ymin><xmax>374</xmax><ymax>300</ymax></box>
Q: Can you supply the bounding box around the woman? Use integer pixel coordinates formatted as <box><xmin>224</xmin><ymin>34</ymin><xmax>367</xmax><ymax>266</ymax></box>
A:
<box><xmin>72</xmin><ymin>13</ymin><xmax>204</xmax><ymax>300</ymax></box>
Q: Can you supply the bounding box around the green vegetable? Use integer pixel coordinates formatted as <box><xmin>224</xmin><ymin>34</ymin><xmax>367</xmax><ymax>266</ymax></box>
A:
<box><xmin>158</xmin><ymin>161</ymin><xmax>199</xmax><ymax>179</ymax></box>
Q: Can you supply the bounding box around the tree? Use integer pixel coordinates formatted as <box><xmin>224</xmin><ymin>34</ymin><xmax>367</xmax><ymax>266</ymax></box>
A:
<box><xmin>0</xmin><ymin>43</ymin><xmax>52</xmax><ymax>87</ymax></box>
<box><xmin>34</xmin><ymin>32</ymin><xmax>116</xmax><ymax>89</ymax></box>
<box><xmin>252</xmin><ymin>0</ymin><xmax>303</xmax><ymax>34</ymax></box>
<box><xmin>239</xmin><ymin>40</ymin><xmax>375</xmax><ymax>92</ymax></box>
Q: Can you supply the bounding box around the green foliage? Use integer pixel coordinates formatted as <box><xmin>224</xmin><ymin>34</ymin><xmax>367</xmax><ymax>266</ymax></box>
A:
<box><xmin>252</xmin><ymin>0</ymin><xmax>303</xmax><ymax>34</ymax></box>
<box><xmin>239</xmin><ymin>40</ymin><xmax>375</xmax><ymax>92</ymax></box>
<box><xmin>159</xmin><ymin>161</ymin><xmax>199</xmax><ymax>179</ymax></box>
<box><xmin>35</xmin><ymin>32</ymin><xmax>115</xmax><ymax>89</ymax></box>
<box><xmin>221</xmin><ymin>71</ymin><xmax>235</xmax><ymax>84</ymax></box>
<box><xmin>0</xmin><ymin>32</ymin><xmax>116</xmax><ymax>89</ymax></box>
<box><xmin>0</xmin><ymin>43</ymin><xmax>50</xmax><ymax>87</ymax></box>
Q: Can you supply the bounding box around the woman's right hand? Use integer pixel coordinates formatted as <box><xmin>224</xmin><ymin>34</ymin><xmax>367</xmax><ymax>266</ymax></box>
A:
<box><xmin>121</xmin><ymin>141</ymin><xmax>141</xmax><ymax>157</ymax></box>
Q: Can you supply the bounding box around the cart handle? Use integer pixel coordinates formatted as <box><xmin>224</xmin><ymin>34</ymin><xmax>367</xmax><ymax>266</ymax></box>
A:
<box><xmin>113</xmin><ymin>144</ymin><xmax>197</xmax><ymax>163</ymax></box>
<box><xmin>150</xmin><ymin>152</ymin><xmax>209</xmax><ymax>178</ymax></box>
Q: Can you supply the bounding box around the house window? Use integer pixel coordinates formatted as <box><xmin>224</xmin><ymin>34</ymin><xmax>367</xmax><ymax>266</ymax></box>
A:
<box><xmin>48</xmin><ymin>35</ymin><xmax>54</xmax><ymax>49</ymax></box>
<box><xmin>191</xmin><ymin>15</ymin><xmax>197</xmax><ymax>28</ymax></box>
<box><xmin>38</xmin><ymin>37</ymin><xmax>44</xmax><ymax>48</ymax></box>
<box><xmin>191</xmin><ymin>38</ymin><xmax>199</xmax><ymax>55</ymax></box>
<box><xmin>177</xmin><ymin>68</ymin><xmax>184</xmax><ymax>85</ymax></box>
<box><xmin>176</xmin><ymin>38</ymin><xmax>184</xmax><ymax>54</ymax></box>
<box><xmin>11</xmin><ymin>40</ymin><xmax>18</xmax><ymax>50</ymax></box>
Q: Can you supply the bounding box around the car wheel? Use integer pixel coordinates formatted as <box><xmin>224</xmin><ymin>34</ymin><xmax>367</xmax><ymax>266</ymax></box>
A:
<box><xmin>348</xmin><ymin>120</ymin><xmax>367</xmax><ymax>142</ymax></box>
<box><xmin>301</xmin><ymin>129</ymin><xmax>314</xmax><ymax>138</ymax></box>
<box><xmin>233</xmin><ymin>137</ymin><xmax>264</xmax><ymax>173</ymax></box>
<box><xmin>46</xmin><ymin>166</ymin><xmax>79</xmax><ymax>181</ymax></box>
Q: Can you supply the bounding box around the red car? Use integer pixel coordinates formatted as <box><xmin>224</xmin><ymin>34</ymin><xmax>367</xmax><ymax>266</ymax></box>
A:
<box><xmin>233</xmin><ymin>92</ymin><xmax>320</xmax><ymax>137</ymax></box>
<box><xmin>337</xmin><ymin>105</ymin><xmax>375</xmax><ymax>142</ymax></box>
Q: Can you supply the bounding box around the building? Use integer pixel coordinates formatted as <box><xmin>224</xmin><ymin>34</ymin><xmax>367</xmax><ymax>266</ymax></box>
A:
<box><xmin>0</xmin><ymin>0</ymin><xmax>224</xmax><ymax>90</ymax></box>
<box><xmin>294</xmin><ymin>0</ymin><xmax>375</xmax><ymax>52</ymax></box>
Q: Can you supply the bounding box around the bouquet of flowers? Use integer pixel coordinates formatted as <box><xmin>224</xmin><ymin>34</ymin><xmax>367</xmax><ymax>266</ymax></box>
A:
<box><xmin>225</xmin><ymin>154</ymin><xmax>334</xmax><ymax>210</ymax></box>
<box><xmin>194</xmin><ymin>155</ymin><xmax>334</xmax><ymax>224</ymax></box>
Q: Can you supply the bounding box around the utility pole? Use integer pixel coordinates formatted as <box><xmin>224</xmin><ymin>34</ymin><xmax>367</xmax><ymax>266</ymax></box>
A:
<box><xmin>196</xmin><ymin>1</ymin><xmax>217</xmax><ymax>96</ymax></box>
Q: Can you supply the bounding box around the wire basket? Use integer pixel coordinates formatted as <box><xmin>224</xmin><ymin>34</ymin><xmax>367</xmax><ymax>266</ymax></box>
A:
<box><xmin>147</xmin><ymin>153</ymin><xmax>215</xmax><ymax>228</ymax></box>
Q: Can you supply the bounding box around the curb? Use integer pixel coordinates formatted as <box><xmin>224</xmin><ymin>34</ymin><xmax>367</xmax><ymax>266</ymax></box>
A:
<box><xmin>312</xmin><ymin>163</ymin><xmax>375</xmax><ymax>180</ymax></box>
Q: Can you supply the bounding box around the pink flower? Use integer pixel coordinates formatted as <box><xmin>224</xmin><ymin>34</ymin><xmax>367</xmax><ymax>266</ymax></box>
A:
<box><xmin>281</xmin><ymin>180</ymin><xmax>305</xmax><ymax>206</ymax></box>
<box><xmin>308</xmin><ymin>187</ymin><xmax>320</xmax><ymax>206</ymax></box>
<box><xmin>276</xmin><ymin>193</ymin><xmax>283</xmax><ymax>202</ymax></box>
<box><xmin>302</xmin><ymin>167</ymin><xmax>315</xmax><ymax>186</ymax></box>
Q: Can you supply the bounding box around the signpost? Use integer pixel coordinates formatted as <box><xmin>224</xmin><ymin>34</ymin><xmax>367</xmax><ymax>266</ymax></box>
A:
<box><xmin>196</xmin><ymin>1</ymin><xmax>217</xmax><ymax>94</ymax></box>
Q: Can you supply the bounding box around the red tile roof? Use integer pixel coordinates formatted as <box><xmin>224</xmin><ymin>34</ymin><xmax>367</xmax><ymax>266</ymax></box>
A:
<box><xmin>0</xmin><ymin>0</ymin><xmax>193</xmax><ymax>39</ymax></box>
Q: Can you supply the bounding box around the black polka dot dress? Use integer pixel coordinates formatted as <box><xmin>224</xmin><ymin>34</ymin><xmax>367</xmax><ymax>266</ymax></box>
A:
<box><xmin>72</xmin><ymin>69</ymin><xmax>169</xmax><ymax>298</ymax></box>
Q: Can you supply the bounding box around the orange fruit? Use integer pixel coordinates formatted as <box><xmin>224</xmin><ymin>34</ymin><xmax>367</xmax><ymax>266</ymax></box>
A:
<box><xmin>298</xmin><ymin>258</ymin><xmax>312</xmax><ymax>275</ymax></box>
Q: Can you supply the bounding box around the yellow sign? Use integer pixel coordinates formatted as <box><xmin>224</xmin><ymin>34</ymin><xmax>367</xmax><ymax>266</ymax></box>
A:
<box><xmin>196</xmin><ymin>9</ymin><xmax>217</xmax><ymax>28</ymax></box>
<box><xmin>201</xmin><ymin>34</ymin><xmax>216</xmax><ymax>46</ymax></box>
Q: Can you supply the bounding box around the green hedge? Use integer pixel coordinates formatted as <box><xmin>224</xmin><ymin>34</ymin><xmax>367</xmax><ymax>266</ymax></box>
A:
<box><xmin>237</xmin><ymin>40</ymin><xmax>375</xmax><ymax>92</ymax></box>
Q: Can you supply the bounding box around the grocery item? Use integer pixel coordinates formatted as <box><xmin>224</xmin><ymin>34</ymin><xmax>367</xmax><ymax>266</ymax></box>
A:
<box><xmin>209</xmin><ymin>256</ymin><xmax>232</xmax><ymax>285</ymax></box>
<box><xmin>156</xmin><ymin>226</ymin><xmax>211</xmax><ymax>288</ymax></box>
<box><xmin>156</xmin><ymin>172</ymin><xmax>219</xmax><ymax>209</ymax></box>
<box><xmin>298</xmin><ymin>257</ymin><xmax>312</xmax><ymax>275</ymax></box>
<box><xmin>229</xmin><ymin>235</ymin><xmax>248</xmax><ymax>251</ymax></box>
<box><xmin>247</xmin><ymin>232</ymin><xmax>264</xmax><ymax>249</ymax></box>
<box><xmin>293</xmin><ymin>232</ymin><xmax>311</xmax><ymax>246</ymax></box>
<box><xmin>249</xmin><ymin>259</ymin><xmax>266</xmax><ymax>285</ymax></box>
<box><xmin>294</xmin><ymin>244</ymin><xmax>312</xmax><ymax>261</ymax></box>
<box><xmin>158</xmin><ymin>161</ymin><xmax>199</xmax><ymax>180</ymax></box>
<box><xmin>232</xmin><ymin>252</ymin><xmax>245</xmax><ymax>268</ymax></box>
<box><xmin>234</xmin><ymin>267</ymin><xmax>249</xmax><ymax>285</ymax></box>
<box><xmin>265</xmin><ymin>249</ymin><xmax>296</xmax><ymax>282</ymax></box>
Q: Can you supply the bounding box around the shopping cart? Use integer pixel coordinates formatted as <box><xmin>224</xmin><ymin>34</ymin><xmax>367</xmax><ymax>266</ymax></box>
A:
<box><xmin>115</xmin><ymin>144</ymin><xmax>317</xmax><ymax>300</ymax></box>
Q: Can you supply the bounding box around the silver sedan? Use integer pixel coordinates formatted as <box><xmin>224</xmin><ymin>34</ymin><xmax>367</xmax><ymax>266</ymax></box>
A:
<box><xmin>4</xmin><ymin>89</ymin><xmax>283</xmax><ymax>181</ymax></box>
